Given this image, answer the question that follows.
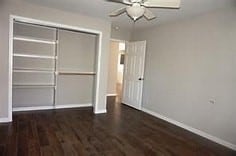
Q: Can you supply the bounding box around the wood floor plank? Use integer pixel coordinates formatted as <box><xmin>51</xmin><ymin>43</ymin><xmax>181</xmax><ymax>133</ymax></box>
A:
<box><xmin>0</xmin><ymin>145</ymin><xmax>5</xmax><ymax>156</ymax></box>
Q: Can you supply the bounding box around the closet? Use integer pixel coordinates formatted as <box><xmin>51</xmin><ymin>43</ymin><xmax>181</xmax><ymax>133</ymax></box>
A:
<box><xmin>12</xmin><ymin>21</ymin><xmax>97</xmax><ymax>111</ymax></box>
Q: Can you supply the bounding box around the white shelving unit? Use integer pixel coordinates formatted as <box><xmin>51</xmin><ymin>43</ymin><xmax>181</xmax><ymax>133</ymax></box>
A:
<box><xmin>12</xmin><ymin>21</ymin><xmax>57</xmax><ymax>109</ymax></box>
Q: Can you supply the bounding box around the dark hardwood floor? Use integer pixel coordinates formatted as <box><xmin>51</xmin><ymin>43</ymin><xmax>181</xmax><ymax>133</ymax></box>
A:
<box><xmin>0</xmin><ymin>97</ymin><xmax>235</xmax><ymax>156</ymax></box>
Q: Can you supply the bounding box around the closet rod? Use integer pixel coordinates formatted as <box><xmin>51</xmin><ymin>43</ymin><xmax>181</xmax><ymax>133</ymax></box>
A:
<box><xmin>58</xmin><ymin>72</ymin><xmax>96</xmax><ymax>76</ymax></box>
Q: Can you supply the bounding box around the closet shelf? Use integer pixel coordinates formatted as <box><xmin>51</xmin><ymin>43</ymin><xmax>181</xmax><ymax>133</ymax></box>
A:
<box><xmin>13</xmin><ymin>85</ymin><xmax>55</xmax><ymax>89</ymax></box>
<box><xmin>13</xmin><ymin>69</ymin><xmax>55</xmax><ymax>74</ymax></box>
<box><xmin>13</xmin><ymin>83</ymin><xmax>55</xmax><ymax>86</ymax></box>
<box><xmin>13</xmin><ymin>67</ymin><xmax>54</xmax><ymax>72</ymax></box>
<box><xmin>13</xmin><ymin>84</ymin><xmax>55</xmax><ymax>88</ymax></box>
<box><xmin>14</xmin><ymin>36</ymin><xmax>57</xmax><ymax>45</ymax></box>
<box><xmin>13</xmin><ymin>53</ymin><xmax>56</xmax><ymax>59</ymax></box>
<box><xmin>58</xmin><ymin>72</ymin><xmax>96</xmax><ymax>75</ymax></box>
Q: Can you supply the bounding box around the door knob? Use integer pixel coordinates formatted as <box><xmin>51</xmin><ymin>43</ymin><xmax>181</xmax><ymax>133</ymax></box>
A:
<box><xmin>139</xmin><ymin>78</ymin><xmax>144</xmax><ymax>81</ymax></box>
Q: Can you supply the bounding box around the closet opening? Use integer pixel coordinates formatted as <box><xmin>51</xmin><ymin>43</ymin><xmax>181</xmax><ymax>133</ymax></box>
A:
<box><xmin>9</xmin><ymin>16</ymin><xmax>103</xmax><ymax>120</ymax></box>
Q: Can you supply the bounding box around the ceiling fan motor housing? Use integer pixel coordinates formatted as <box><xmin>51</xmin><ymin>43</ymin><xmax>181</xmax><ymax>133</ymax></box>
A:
<box><xmin>126</xmin><ymin>3</ymin><xmax>145</xmax><ymax>20</ymax></box>
<box><xmin>130</xmin><ymin>0</ymin><xmax>143</xmax><ymax>3</ymax></box>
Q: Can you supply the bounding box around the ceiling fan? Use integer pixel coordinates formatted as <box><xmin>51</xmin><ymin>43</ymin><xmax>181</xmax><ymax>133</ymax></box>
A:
<box><xmin>108</xmin><ymin>0</ymin><xmax>181</xmax><ymax>21</ymax></box>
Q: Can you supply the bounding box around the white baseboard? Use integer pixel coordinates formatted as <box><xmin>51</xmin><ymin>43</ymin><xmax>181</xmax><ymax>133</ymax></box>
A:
<box><xmin>107</xmin><ymin>94</ymin><xmax>117</xmax><ymax>97</ymax></box>
<box><xmin>13</xmin><ymin>104</ymin><xmax>92</xmax><ymax>112</ymax></box>
<box><xmin>142</xmin><ymin>108</ymin><xmax>236</xmax><ymax>151</ymax></box>
<box><xmin>0</xmin><ymin>117</ymin><xmax>11</xmax><ymax>123</ymax></box>
<box><xmin>55</xmin><ymin>104</ymin><xmax>92</xmax><ymax>109</ymax></box>
<box><xmin>94</xmin><ymin>109</ymin><xmax>107</xmax><ymax>114</ymax></box>
<box><xmin>13</xmin><ymin>106</ymin><xmax>54</xmax><ymax>112</ymax></box>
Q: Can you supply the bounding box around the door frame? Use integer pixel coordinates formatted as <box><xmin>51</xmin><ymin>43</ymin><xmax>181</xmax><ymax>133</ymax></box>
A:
<box><xmin>8</xmin><ymin>15</ymin><xmax>103</xmax><ymax>122</ymax></box>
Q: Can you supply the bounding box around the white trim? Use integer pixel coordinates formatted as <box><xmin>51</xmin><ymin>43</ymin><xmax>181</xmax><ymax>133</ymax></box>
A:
<box><xmin>142</xmin><ymin>107</ymin><xmax>236</xmax><ymax>151</ymax></box>
<box><xmin>121</xmin><ymin>41</ymin><xmax>128</xmax><ymax>104</ymax></box>
<box><xmin>13</xmin><ymin>106</ymin><xmax>54</xmax><ymax>112</ymax></box>
<box><xmin>94</xmin><ymin>109</ymin><xmax>107</xmax><ymax>114</ymax></box>
<box><xmin>123</xmin><ymin>102</ymin><xmax>141</xmax><ymax>110</ymax></box>
<box><xmin>13</xmin><ymin>15</ymin><xmax>102</xmax><ymax>34</ymax></box>
<box><xmin>13</xmin><ymin>104</ymin><xmax>92</xmax><ymax>112</ymax></box>
<box><xmin>55</xmin><ymin>103</ymin><xmax>92</xmax><ymax>109</ymax></box>
<box><xmin>94</xmin><ymin>32</ymin><xmax>103</xmax><ymax>114</ymax></box>
<box><xmin>14</xmin><ymin>36</ymin><xmax>56</xmax><ymax>44</ymax></box>
<box><xmin>8</xmin><ymin>16</ymin><xmax>14</xmax><ymax>122</ymax></box>
<box><xmin>0</xmin><ymin>118</ymin><xmax>11</xmax><ymax>123</ymax></box>
<box><xmin>107</xmin><ymin>94</ymin><xmax>117</xmax><ymax>96</ymax></box>
<box><xmin>8</xmin><ymin>15</ymin><xmax>104</xmax><ymax>121</ymax></box>
<box><xmin>13</xmin><ymin>53</ymin><xmax>56</xmax><ymax>59</ymax></box>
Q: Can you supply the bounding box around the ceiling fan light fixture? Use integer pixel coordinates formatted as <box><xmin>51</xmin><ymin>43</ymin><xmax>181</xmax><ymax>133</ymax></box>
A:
<box><xmin>126</xmin><ymin>3</ymin><xmax>145</xmax><ymax>20</ymax></box>
<box><xmin>109</xmin><ymin>0</ymin><xmax>181</xmax><ymax>21</ymax></box>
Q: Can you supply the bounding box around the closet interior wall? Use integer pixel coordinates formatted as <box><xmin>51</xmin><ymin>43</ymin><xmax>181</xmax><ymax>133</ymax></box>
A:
<box><xmin>12</xmin><ymin>21</ymin><xmax>97</xmax><ymax>111</ymax></box>
<box><xmin>56</xmin><ymin>29</ymin><xmax>97</xmax><ymax>107</ymax></box>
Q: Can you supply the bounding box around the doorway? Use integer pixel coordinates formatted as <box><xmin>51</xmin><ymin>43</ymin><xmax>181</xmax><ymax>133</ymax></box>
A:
<box><xmin>116</xmin><ymin>42</ymin><xmax>125</xmax><ymax>103</ymax></box>
<box><xmin>107</xmin><ymin>40</ymin><xmax>126</xmax><ymax>104</ymax></box>
<box><xmin>107</xmin><ymin>40</ymin><xmax>146</xmax><ymax>110</ymax></box>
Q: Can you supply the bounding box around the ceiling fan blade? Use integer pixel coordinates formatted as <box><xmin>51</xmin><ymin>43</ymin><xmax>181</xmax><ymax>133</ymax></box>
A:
<box><xmin>144</xmin><ymin>9</ymin><xmax>156</xmax><ymax>20</ymax></box>
<box><xmin>143</xmin><ymin>0</ymin><xmax>181</xmax><ymax>8</ymax></box>
<box><xmin>109</xmin><ymin>7</ymin><xmax>127</xmax><ymax>16</ymax></box>
<box><xmin>107</xmin><ymin>0</ymin><xmax>132</xmax><ymax>5</ymax></box>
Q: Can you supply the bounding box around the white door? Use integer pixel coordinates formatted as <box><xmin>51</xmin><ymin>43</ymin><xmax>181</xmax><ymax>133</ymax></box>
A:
<box><xmin>122</xmin><ymin>41</ymin><xmax>146</xmax><ymax>110</ymax></box>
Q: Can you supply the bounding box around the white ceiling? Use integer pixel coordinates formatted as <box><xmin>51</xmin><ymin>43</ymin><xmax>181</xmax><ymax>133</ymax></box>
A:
<box><xmin>24</xmin><ymin>0</ymin><xmax>235</xmax><ymax>30</ymax></box>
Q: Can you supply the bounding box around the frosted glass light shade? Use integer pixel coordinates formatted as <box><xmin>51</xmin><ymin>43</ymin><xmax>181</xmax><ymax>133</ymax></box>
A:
<box><xmin>126</xmin><ymin>3</ymin><xmax>145</xmax><ymax>21</ymax></box>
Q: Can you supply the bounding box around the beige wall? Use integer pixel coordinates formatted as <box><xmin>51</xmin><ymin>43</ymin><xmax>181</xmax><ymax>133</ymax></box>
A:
<box><xmin>111</xmin><ymin>27</ymin><xmax>131</xmax><ymax>41</ymax></box>
<box><xmin>0</xmin><ymin>0</ymin><xmax>111</xmax><ymax>119</ymax></box>
<box><xmin>107</xmin><ymin>41</ymin><xmax>119</xmax><ymax>95</ymax></box>
<box><xmin>133</xmin><ymin>7</ymin><xmax>236</xmax><ymax>145</ymax></box>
